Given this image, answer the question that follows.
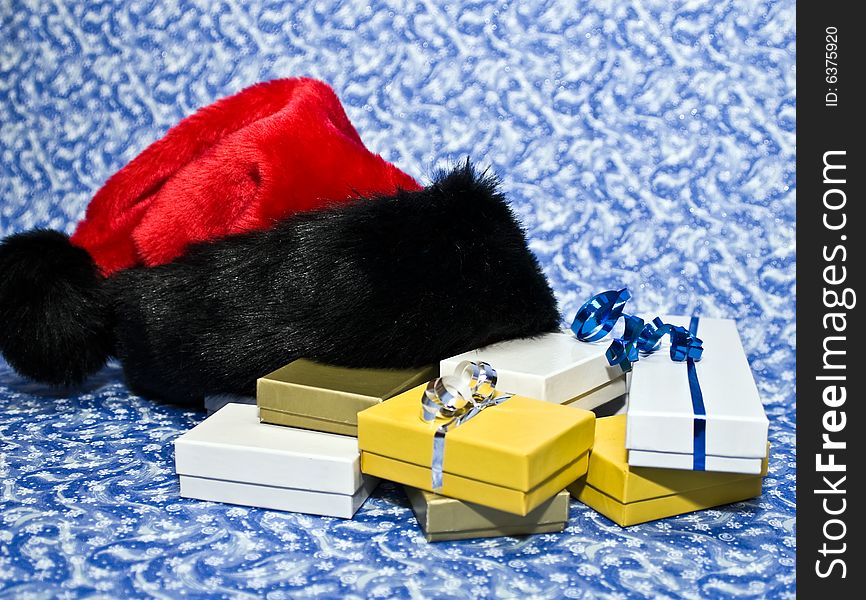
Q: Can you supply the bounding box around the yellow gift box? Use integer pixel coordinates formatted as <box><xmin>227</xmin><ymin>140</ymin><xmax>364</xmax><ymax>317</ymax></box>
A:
<box><xmin>568</xmin><ymin>415</ymin><xmax>767</xmax><ymax>526</ymax></box>
<box><xmin>358</xmin><ymin>383</ymin><xmax>595</xmax><ymax>516</ymax></box>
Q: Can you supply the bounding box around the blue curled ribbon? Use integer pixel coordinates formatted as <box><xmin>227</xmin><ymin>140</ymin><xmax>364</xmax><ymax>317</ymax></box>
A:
<box><xmin>571</xmin><ymin>288</ymin><xmax>708</xmax><ymax>469</ymax></box>
<box><xmin>419</xmin><ymin>361</ymin><xmax>511</xmax><ymax>490</ymax></box>
<box><xmin>570</xmin><ymin>288</ymin><xmax>704</xmax><ymax>373</ymax></box>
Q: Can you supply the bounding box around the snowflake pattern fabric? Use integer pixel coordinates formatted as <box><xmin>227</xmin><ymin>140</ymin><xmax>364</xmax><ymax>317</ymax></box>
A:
<box><xmin>0</xmin><ymin>1</ymin><xmax>795</xmax><ymax>598</ymax></box>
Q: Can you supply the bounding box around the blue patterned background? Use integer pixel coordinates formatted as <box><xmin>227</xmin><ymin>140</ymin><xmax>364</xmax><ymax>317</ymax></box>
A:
<box><xmin>0</xmin><ymin>1</ymin><xmax>795</xmax><ymax>597</ymax></box>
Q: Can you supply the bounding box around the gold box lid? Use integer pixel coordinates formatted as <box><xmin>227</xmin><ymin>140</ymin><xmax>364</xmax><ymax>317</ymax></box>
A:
<box><xmin>258</xmin><ymin>359</ymin><xmax>437</xmax><ymax>429</ymax></box>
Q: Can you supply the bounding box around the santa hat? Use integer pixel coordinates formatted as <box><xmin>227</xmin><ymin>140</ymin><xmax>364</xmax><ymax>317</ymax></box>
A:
<box><xmin>71</xmin><ymin>77</ymin><xmax>421</xmax><ymax>275</ymax></box>
<box><xmin>0</xmin><ymin>77</ymin><xmax>420</xmax><ymax>385</ymax></box>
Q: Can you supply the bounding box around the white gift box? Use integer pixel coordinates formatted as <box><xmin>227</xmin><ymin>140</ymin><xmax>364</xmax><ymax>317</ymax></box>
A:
<box><xmin>440</xmin><ymin>332</ymin><xmax>625</xmax><ymax>409</ymax></box>
<box><xmin>174</xmin><ymin>403</ymin><xmax>378</xmax><ymax>518</ymax></box>
<box><xmin>626</xmin><ymin>316</ymin><xmax>769</xmax><ymax>474</ymax></box>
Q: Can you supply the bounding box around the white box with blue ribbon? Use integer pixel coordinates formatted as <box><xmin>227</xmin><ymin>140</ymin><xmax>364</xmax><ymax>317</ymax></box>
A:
<box><xmin>439</xmin><ymin>332</ymin><xmax>627</xmax><ymax>410</ymax></box>
<box><xmin>625</xmin><ymin>316</ymin><xmax>769</xmax><ymax>475</ymax></box>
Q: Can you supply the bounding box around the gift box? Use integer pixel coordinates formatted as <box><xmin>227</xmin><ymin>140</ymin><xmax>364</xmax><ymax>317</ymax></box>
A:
<box><xmin>567</xmin><ymin>377</ymin><xmax>628</xmax><ymax>411</ymax></box>
<box><xmin>174</xmin><ymin>403</ymin><xmax>378</xmax><ymax>518</ymax></box>
<box><xmin>440</xmin><ymin>332</ymin><xmax>626</xmax><ymax>410</ymax></box>
<box><xmin>405</xmin><ymin>486</ymin><xmax>570</xmax><ymax>542</ymax></box>
<box><xmin>626</xmin><ymin>316</ymin><xmax>769</xmax><ymax>474</ymax></box>
<box><xmin>358</xmin><ymin>382</ymin><xmax>595</xmax><ymax>516</ymax></box>
<box><xmin>257</xmin><ymin>360</ymin><xmax>437</xmax><ymax>436</ymax></box>
<box><xmin>568</xmin><ymin>415</ymin><xmax>767</xmax><ymax>526</ymax></box>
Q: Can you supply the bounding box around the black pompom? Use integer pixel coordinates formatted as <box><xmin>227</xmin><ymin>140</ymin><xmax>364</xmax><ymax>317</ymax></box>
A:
<box><xmin>111</xmin><ymin>162</ymin><xmax>561</xmax><ymax>403</ymax></box>
<box><xmin>0</xmin><ymin>229</ymin><xmax>114</xmax><ymax>386</ymax></box>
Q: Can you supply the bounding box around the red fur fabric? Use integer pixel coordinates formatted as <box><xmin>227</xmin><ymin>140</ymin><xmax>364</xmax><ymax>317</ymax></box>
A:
<box><xmin>70</xmin><ymin>77</ymin><xmax>421</xmax><ymax>275</ymax></box>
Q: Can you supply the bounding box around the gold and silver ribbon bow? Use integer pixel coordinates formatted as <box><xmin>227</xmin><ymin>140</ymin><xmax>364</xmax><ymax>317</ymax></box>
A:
<box><xmin>420</xmin><ymin>361</ymin><xmax>512</xmax><ymax>490</ymax></box>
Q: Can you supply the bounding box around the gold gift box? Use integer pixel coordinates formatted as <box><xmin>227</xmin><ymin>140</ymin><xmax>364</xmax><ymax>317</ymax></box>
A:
<box><xmin>568</xmin><ymin>415</ymin><xmax>767</xmax><ymax>526</ymax></box>
<box><xmin>358</xmin><ymin>384</ymin><xmax>595</xmax><ymax>516</ymax></box>
<box><xmin>405</xmin><ymin>486</ymin><xmax>569</xmax><ymax>542</ymax></box>
<box><xmin>257</xmin><ymin>360</ymin><xmax>437</xmax><ymax>436</ymax></box>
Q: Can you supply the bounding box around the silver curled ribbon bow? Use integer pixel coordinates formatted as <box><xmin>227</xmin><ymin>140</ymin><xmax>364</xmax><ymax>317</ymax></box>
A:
<box><xmin>419</xmin><ymin>361</ymin><xmax>512</xmax><ymax>490</ymax></box>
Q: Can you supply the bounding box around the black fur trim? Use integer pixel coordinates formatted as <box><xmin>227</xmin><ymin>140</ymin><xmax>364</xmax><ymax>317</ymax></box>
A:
<box><xmin>0</xmin><ymin>229</ymin><xmax>114</xmax><ymax>386</ymax></box>
<box><xmin>110</xmin><ymin>162</ymin><xmax>561</xmax><ymax>403</ymax></box>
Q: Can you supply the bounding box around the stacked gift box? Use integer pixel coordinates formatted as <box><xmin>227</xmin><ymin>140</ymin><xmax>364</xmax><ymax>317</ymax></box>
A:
<box><xmin>175</xmin><ymin>298</ymin><xmax>770</xmax><ymax>537</ymax></box>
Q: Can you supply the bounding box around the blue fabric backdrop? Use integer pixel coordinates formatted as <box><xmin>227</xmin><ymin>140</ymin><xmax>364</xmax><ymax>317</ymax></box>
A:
<box><xmin>0</xmin><ymin>1</ymin><xmax>795</xmax><ymax>597</ymax></box>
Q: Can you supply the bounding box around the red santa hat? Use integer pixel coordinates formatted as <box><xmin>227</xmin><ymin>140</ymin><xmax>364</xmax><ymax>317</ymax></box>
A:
<box><xmin>70</xmin><ymin>76</ymin><xmax>421</xmax><ymax>275</ymax></box>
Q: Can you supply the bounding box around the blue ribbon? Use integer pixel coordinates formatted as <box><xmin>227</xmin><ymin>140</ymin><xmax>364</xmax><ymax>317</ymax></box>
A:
<box><xmin>419</xmin><ymin>361</ymin><xmax>511</xmax><ymax>490</ymax></box>
<box><xmin>687</xmin><ymin>316</ymin><xmax>706</xmax><ymax>470</ymax></box>
<box><xmin>570</xmin><ymin>288</ymin><xmax>704</xmax><ymax>372</ymax></box>
<box><xmin>571</xmin><ymin>288</ymin><xmax>708</xmax><ymax>469</ymax></box>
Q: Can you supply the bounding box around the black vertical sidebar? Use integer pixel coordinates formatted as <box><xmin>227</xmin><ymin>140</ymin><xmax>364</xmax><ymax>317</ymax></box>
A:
<box><xmin>796</xmin><ymin>2</ymin><xmax>863</xmax><ymax>595</ymax></box>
